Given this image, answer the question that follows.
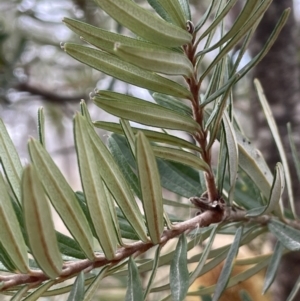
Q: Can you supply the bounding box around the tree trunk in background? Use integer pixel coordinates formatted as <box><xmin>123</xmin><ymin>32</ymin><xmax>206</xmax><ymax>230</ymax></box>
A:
<box><xmin>249</xmin><ymin>1</ymin><xmax>300</xmax><ymax>300</ymax></box>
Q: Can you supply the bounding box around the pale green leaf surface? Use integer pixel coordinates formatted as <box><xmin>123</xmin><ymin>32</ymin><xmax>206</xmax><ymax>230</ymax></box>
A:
<box><xmin>94</xmin><ymin>0</ymin><xmax>192</xmax><ymax>47</ymax></box>
<box><xmin>125</xmin><ymin>257</ymin><xmax>143</xmax><ymax>301</ymax></box>
<box><xmin>22</xmin><ymin>165</ymin><xmax>63</xmax><ymax>279</ymax></box>
<box><xmin>136</xmin><ymin>132</ymin><xmax>164</xmax><ymax>244</ymax></box>
<box><xmin>114</xmin><ymin>42</ymin><xmax>193</xmax><ymax>76</ymax></box>
<box><xmin>120</xmin><ymin>119</ymin><xmax>136</xmax><ymax>157</ymax></box>
<box><xmin>63</xmin><ymin>18</ymin><xmax>185</xmax><ymax>57</ymax></box>
<box><xmin>254</xmin><ymin>79</ymin><xmax>294</xmax><ymax>217</ymax></box>
<box><xmin>63</xmin><ymin>44</ymin><xmax>191</xmax><ymax>99</ymax></box>
<box><xmin>144</xmin><ymin>246</ymin><xmax>161</xmax><ymax>300</ymax></box>
<box><xmin>84</xmin><ymin>267</ymin><xmax>108</xmax><ymax>301</ymax></box>
<box><xmin>246</xmin><ymin>163</ymin><xmax>284</xmax><ymax>217</ymax></box>
<box><xmin>152</xmin><ymin>92</ymin><xmax>192</xmax><ymax>116</ymax></box>
<box><xmin>268</xmin><ymin>220</ymin><xmax>300</xmax><ymax>251</ymax></box>
<box><xmin>108</xmin><ymin>136</ymin><xmax>141</xmax><ymax>199</ymax></box>
<box><xmin>0</xmin><ymin>173</ymin><xmax>28</xmax><ymax>274</ymax></box>
<box><xmin>149</xmin><ymin>0</ymin><xmax>186</xmax><ymax>28</ymax></box>
<box><xmin>28</xmin><ymin>139</ymin><xmax>95</xmax><ymax>260</ymax></box>
<box><xmin>108</xmin><ymin>134</ymin><xmax>201</xmax><ymax>198</ymax></box>
<box><xmin>235</xmin><ymin>9</ymin><xmax>290</xmax><ymax>84</ymax></box>
<box><xmin>74</xmin><ymin>114</ymin><xmax>117</xmax><ymax>260</ymax></box>
<box><xmin>236</xmin><ymin>131</ymin><xmax>272</xmax><ymax>200</ymax></box>
<box><xmin>153</xmin><ymin>145</ymin><xmax>209</xmax><ymax>172</ymax></box>
<box><xmin>170</xmin><ymin>234</ymin><xmax>189</xmax><ymax>301</ymax></box>
<box><xmin>37</xmin><ymin>107</ymin><xmax>45</xmax><ymax>147</ymax></box>
<box><xmin>0</xmin><ymin>119</ymin><xmax>23</xmax><ymax>203</ymax></box>
<box><xmin>178</xmin><ymin>0</ymin><xmax>191</xmax><ymax>20</ymax></box>
<box><xmin>287</xmin><ymin>123</ymin><xmax>300</xmax><ymax>183</ymax></box>
<box><xmin>67</xmin><ymin>272</ymin><xmax>85</xmax><ymax>301</ymax></box>
<box><xmin>94</xmin><ymin>121</ymin><xmax>200</xmax><ymax>151</ymax></box>
<box><xmin>85</xmin><ymin>122</ymin><xmax>148</xmax><ymax>242</ymax></box>
<box><xmin>11</xmin><ymin>285</ymin><xmax>30</xmax><ymax>301</ymax></box>
<box><xmin>200</xmin><ymin>0</ymin><xmax>272</xmax><ymax>80</ymax></box>
<box><xmin>203</xmin><ymin>0</ymin><xmax>260</xmax><ymax>51</ymax></box>
<box><xmin>262</xmin><ymin>241</ymin><xmax>284</xmax><ymax>294</ymax></box>
<box><xmin>93</xmin><ymin>91</ymin><xmax>198</xmax><ymax>133</ymax></box>
<box><xmin>213</xmin><ymin>227</ymin><xmax>243</xmax><ymax>301</ymax></box>
<box><xmin>147</xmin><ymin>0</ymin><xmax>171</xmax><ymax>22</ymax></box>
<box><xmin>23</xmin><ymin>280</ymin><xmax>56</xmax><ymax>301</ymax></box>
<box><xmin>189</xmin><ymin>225</ymin><xmax>218</xmax><ymax>286</ymax></box>
<box><xmin>196</xmin><ymin>0</ymin><xmax>236</xmax><ymax>36</ymax></box>
<box><xmin>222</xmin><ymin>112</ymin><xmax>238</xmax><ymax>203</ymax></box>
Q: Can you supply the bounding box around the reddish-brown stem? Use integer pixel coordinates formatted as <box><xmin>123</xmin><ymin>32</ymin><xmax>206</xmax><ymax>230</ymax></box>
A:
<box><xmin>184</xmin><ymin>40</ymin><xmax>219</xmax><ymax>202</ymax></box>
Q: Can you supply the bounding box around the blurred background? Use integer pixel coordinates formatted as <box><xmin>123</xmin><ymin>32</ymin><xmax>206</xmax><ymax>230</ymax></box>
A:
<box><xmin>0</xmin><ymin>0</ymin><xmax>299</xmax><ymax>300</ymax></box>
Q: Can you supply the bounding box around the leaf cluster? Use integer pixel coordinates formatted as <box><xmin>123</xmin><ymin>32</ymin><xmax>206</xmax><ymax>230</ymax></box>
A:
<box><xmin>0</xmin><ymin>0</ymin><xmax>299</xmax><ymax>300</ymax></box>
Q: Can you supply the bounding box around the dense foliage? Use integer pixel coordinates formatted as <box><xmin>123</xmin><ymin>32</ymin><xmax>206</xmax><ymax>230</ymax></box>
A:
<box><xmin>0</xmin><ymin>0</ymin><xmax>299</xmax><ymax>300</ymax></box>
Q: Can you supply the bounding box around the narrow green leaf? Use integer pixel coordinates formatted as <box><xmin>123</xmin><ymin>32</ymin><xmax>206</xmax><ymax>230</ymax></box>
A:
<box><xmin>189</xmin><ymin>225</ymin><xmax>218</xmax><ymax>286</ymax></box>
<box><xmin>0</xmin><ymin>119</ymin><xmax>23</xmax><ymax>203</ymax></box>
<box><xmin>94</xmin><ymin>0</ymin><xmax>192</xmax><ymax>47</ymax></box>
<box><xmin>80</xmin><ymin>100</ymin><xmax>93</xmax><ymax>126</ymax></box>
<box><xmin>94</xmin><ymin>121</ymin><xmax>200</xmax><ymax>151</ymax></box>
<box><xmin>237</xmin><ymin>131</ymin><xmax>272</xmax><ymax>200</ymax></box>
<box><xmin>11</xmin><ymin>285</ymin><xmax>30</xmax><ymax>301</ymax></box>
<box><xmin>64</xmin><ymin>44</ymin><xmax>191</xmax><ymax>99</ymax></box>
<box><xmin>217</xmin><ymin>131</ymin><xmax>227</xmax><ymax>193</ymax></box>
<box><xmin>152</xmin><ymin>145</ymin><xmax>209</xmax><ymax>172</ymax></box>
<box><xmin>107</xmin><ymin>135</ymin><xmax>141</xmax><ymax>199</ymax></box>
<box><xmin>23</xmin><ymin>280</ymin><xmax>56</xmax><ymax>301</ymax></box>
<box><xmin>28</xmin><ymin>139</ymin><xmax>95</xmax><ymax>260</ymax></box>
<box><xmin>56</xmin><ymin>231</ymin><xmax>86</xmax><ymax>259</ymax></box>
<box><xmin>170</xmin><ymin>234</ymin><xmax>189</xmax><ymax>301</ymax></box>
<box><xmin>93</xmin><ymin>91</ymin><xmax>198</xmax><ymax>133</ymax></box>
<box><xmin>22</xmin><ymin>165</ymin><xmax>63</xmax><ymax>279</ymax></box>
<box><xmin>287</xmin><ymin>123</ymin><xmax>300</xmax><ymax>183</ymax></box>
<box><xmin>74</xmin><ymin>114</ymin><xmax>117</xmax><ymax>260</ymax></box>
<box><xmin>149</xmin><ymin>0</ymin><xmax>186</xmax><ymax>28</ymax></box>
<box><xmin>103</xmin><ymin>184</ymin><xmax>124</xmax><ymax>246</ymax></box>
<box><xmin>158</xmin><ymin>159</ymin><xmax>201</xmax><ymax>197</ymax></box>
<box><xmin>37</xmin><ymin>107</ymin><xmax>45</xmax><ymax>147</ymax></box>
<box><xmin>108</xmin><ymin>134</ymin><xmax>201</xmax><ymax>198</ymax></box>
<box><xmin>120</xmin><ymin>119</ymin><xmax>136</xmax><ymax>157</ymax></box>
<box><xmin>83</xmin><ymin>267</ymin><xmax>108</xmax><ymax>301</ymax></box>
<box><xmin>63</xmin><ymin>18</ymin><xmax>184</xmax><ymax>57</ymax></box>
<box><xmin>195</xmin><ymin>0</ymin><xmax>233</xmax><ymax>34</ymax></box>
<box><xmin>254</xmin><ymin>79</ymin><xmax>295</xmax><ymax>218</ymax></box>
<box><xmin>0</xmin><ymin>173</ymin><xmax>28</xmax><ymax>273</ymax></box>
<box><xmin>114</xmin><ymin>42</ymin><xmax>193</xmax><ymax>76</ymax></box>
<box><xmin>213</xmin><ymin>227</ymin><xmax>243</xmax><ymax>301</ymax></box>
<box><xmin>152</xmin><ymin>92</ymin><xmax>192</xmax><ymax>116</ymax></box>
<box><xmin>146</xmin><ymin>0</ymin><xmax>172</xmax><ymax>23</ymax></box>
<box><xmin>144</xmin><ymin>246</ymin><xmax>161</xmax><ymax>300</ymax></box>
<box><xmin>67</xmin><ymin>272</ymin><xmax>85</xmax><ymax>301</ymax></box>
<box><xmin>262</xmin><ymin>241</ymin><xmax>284</xmax><ymax>294</ymax></box>
<box><xmin>202</xmin><ymin>0</ymin><xmax>260</xmax><ymax>52</ymax></box>
<box><xmin>85</xmin><ymin>121</ymin><xmax>148</xmax><ymax>242</ymax></box>
<box><xmin>0</xmin><ymin>240</ymin><xmax>17</xmax><ymax>272</ymax></box>
<box><xmin>200</xmin><ymin>0</ymin><xmax>272</xmax><ymax>80</ymax></box>
<box><xmin>177</xmin><ymin>0</ymin><xmax>191</xmax><ymax>21</ymax></box>
<box><xmin>136</xmin><ymin>132</ymin><xmax>164</xmax><ymax>244</ymax></box>
<box><xmin>286</xmin><ymin>274</ymin><xmax>300</xmax><ymax>301</ymax></box>
<box><xmin>222</xmin><ymin>112</ymin><xmax>238</xmax><ymax>203</ymax></box>
<box><xmin>125</xmin><ymin>257</ymin><xmax>143</xmax><ymax>301</ymax></box>
<box><xmin>246</xmin><ymin>163</ymin><xmax>284</xmax><ymax>217</ymax></box>
<box><xmin>235</xmin><ymin>9</ymin><xmax>290</xmax><ymax>83</ymax></box>
<box><xmin>268</xmin><ymin>220</ymin><xmax>300</xmax><ymax>251</ymax></box>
